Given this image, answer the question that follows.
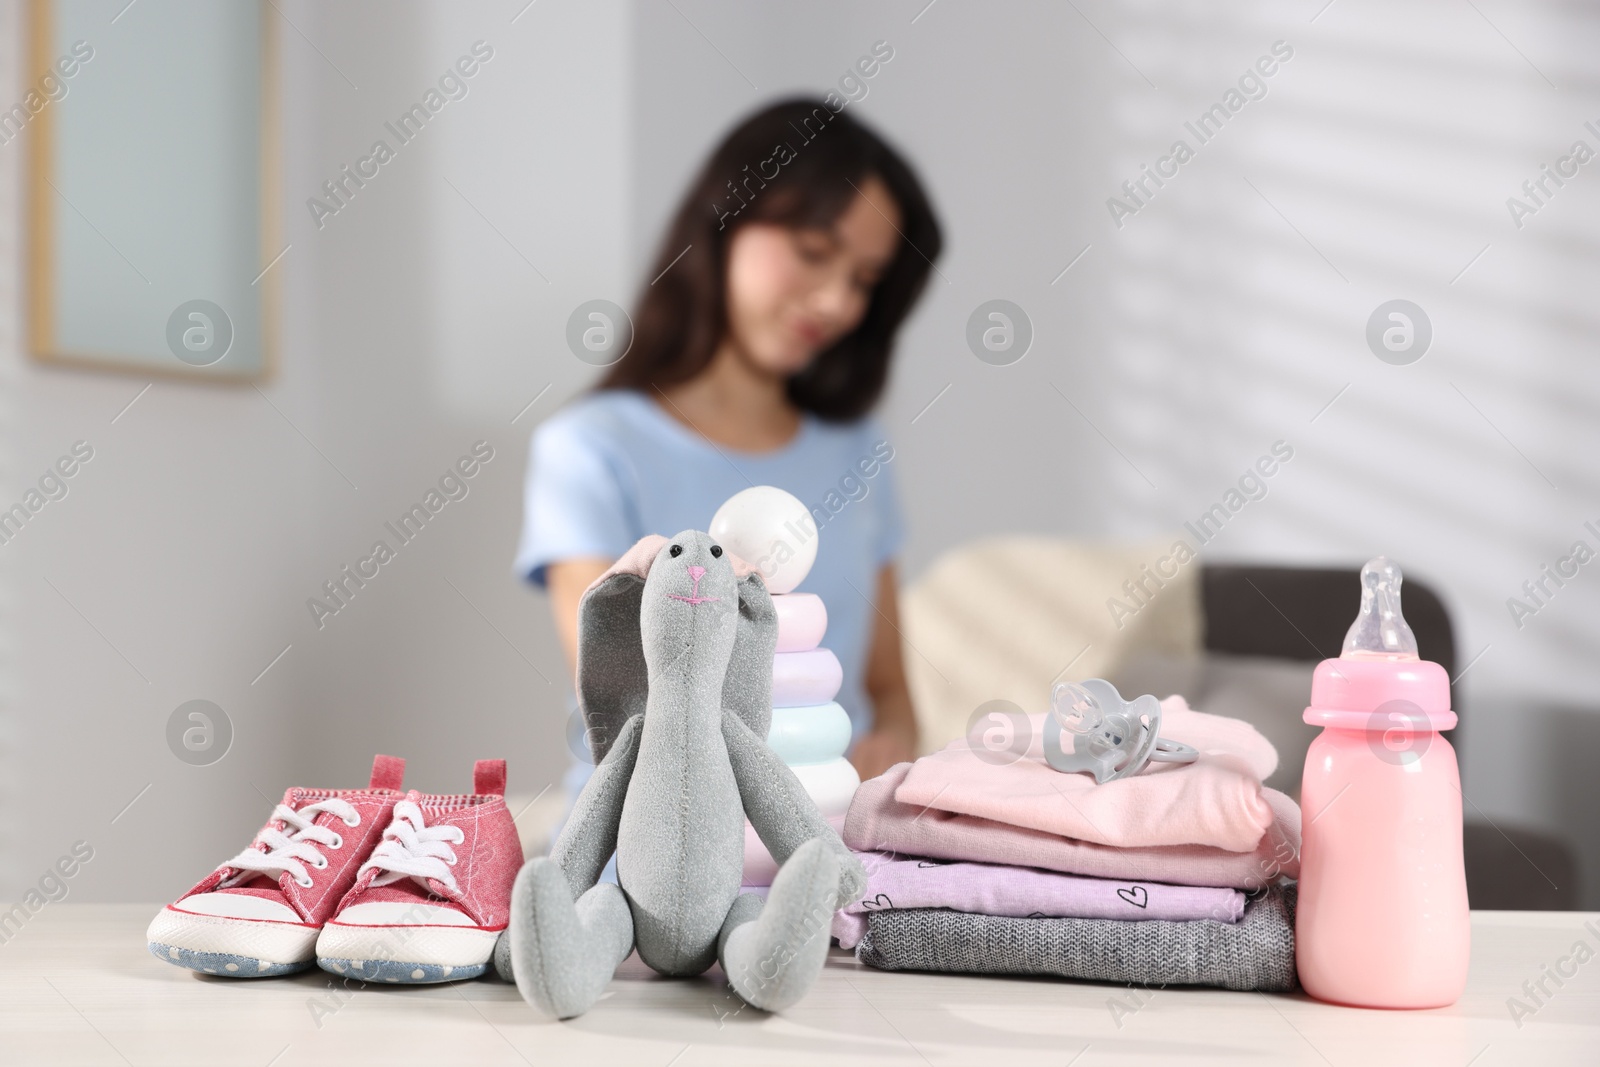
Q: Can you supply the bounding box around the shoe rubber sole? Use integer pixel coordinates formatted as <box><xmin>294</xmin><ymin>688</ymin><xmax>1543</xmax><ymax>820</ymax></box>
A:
<box><xmin>148</xmin><ymin>941</ymin><xmax>309</xmax><ymax>977</ymax></box>
<box><xmin>315</xmin><ymin>923</ymin><xmax>500</xmax><ymax>984</ymax></box>
<box><xmin>316</xmin><ymin>957</ymin><xmax>489</xmax><ymax>983</ymax></box>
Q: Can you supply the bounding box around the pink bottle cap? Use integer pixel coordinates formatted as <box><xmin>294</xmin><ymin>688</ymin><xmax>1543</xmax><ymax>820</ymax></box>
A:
<box><xmin>1303</xmin><ymin>557</ymin><xmax>1456</xmax><ymax>732</ymax></box>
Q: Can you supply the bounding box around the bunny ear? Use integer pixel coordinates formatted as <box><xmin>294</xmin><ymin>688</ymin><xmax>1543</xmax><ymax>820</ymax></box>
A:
<box><xmin>721</xmin><ymin>567</ymin><xmax>778</xmax><ymax>741</ymax></box>
<box><xmin>575</xmin><ymin>535</ymin><xmax>666</xmax><ymax>764</ymax></box>
<box><xmin>582</xmin><ymin>534</ymin><xmax>669</xmax><ymax>594</ymax></box>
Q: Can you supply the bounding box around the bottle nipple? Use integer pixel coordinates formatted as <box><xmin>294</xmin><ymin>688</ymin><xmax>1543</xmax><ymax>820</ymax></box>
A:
<box><xmin>1341</xmin><ymin>556</ymin><xmax>1419</xmax><ymax>660</ymax></box>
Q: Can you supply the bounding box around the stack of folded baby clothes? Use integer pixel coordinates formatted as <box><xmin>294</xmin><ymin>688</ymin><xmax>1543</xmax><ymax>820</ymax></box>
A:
<box><xmin>836</xmin><ymin>696</ymin><xmax>1302</xmax><ymax>992</ymax></box>
<box><xmin>742</xmin><ymin>586</ymin><xmax>861</xmax><ymax>887</ymax></box>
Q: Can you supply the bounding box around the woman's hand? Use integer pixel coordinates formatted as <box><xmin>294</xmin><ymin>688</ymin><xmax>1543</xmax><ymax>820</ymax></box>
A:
<box><xmin>849</xmin><ymin>721</ymin><xmax>917</xmax><ymax>782</ymax></box>
<box><xmin>851</xmin><ymin>563</ymin><xmax>920</xmax><ymax>783</ymax></box>
<box><xmin>546</xmin><ymin>558</ymin><xmax>615</xmax><ymax>677</ymax></box>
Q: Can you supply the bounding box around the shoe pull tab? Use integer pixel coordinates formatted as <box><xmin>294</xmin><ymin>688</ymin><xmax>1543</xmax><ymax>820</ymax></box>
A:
<box><xmin>473</xmin><ymin>759</ymin><xmax>506</xmax><ymax>797</ymax></box>
<box><xmin>369</xmin><ymin>754</ymin><xmax>406</xmax><ymax>792</ymax></box>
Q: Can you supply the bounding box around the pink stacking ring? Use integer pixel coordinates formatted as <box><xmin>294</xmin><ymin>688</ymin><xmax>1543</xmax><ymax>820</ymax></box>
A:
<box><xmin>771</xmin><ymin>648</ymin><xmax>842</xmax><ymax>708</ymax></box>
<box><xmin>772</xmin><ymin>593</ymin><xmax>827</xmax><ymax>653</ymax></box>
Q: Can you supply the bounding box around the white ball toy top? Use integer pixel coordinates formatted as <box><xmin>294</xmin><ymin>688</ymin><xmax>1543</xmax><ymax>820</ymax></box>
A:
<box><xmin>709</xmin><ymin>485</ymin><xmax>818</xmax><ymax>595</ymax></box>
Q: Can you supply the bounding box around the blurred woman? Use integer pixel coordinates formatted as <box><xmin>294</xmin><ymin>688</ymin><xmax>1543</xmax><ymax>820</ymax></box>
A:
<box><xmin>517</xmin><ymin>97</ymin><xmax>942</xmax><ymax>786</ymax></box>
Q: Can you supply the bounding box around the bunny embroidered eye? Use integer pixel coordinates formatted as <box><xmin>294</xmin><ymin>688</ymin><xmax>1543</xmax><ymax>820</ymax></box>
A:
<box><xmin>669</xmin><ymin>544</ymin><xmax>683</xmax><ymax>557</ymax></box>
<box><xmin>710</xmin><ymin>545</ymin><xmax>723</xmax><ymax>558</ymax></box>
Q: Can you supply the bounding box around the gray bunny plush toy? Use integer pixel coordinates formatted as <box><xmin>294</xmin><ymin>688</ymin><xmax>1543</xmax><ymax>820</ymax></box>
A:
<box><xmin>496</xmin><ymin>530</ymin><xmax>866</xmax><ymax>1018</ymax></box>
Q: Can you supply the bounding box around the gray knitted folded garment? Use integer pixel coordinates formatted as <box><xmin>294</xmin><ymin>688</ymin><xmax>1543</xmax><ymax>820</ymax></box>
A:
<box><xmin>855</xmin><ymin>883</ymin><xmax>1297</xmax><ymax>992</ymax></box>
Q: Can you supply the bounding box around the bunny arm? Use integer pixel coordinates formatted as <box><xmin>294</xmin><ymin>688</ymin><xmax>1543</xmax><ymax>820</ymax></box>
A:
<box><xmin>550</xmin><ymin>712</ymin><xmax>644</xmax><ymax>901</ymax></box>
<box><xmin>721</xmin><ymin>710</ymin><xmax>866</xmax><ymax>905</ymax></box>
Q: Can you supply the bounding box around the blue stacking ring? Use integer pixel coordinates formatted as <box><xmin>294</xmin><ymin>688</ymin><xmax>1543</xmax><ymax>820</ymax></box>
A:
<box><xmin>765</xmin><ymin>702</ymin><xmax>853</xmax><ymax>765</ymax></box>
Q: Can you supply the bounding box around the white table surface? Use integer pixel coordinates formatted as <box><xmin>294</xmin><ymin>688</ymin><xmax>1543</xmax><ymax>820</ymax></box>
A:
<box><xmin>0</xmin><ymin>906</ymin><xmax>1596</xmax><ymax>1066</ymax></box>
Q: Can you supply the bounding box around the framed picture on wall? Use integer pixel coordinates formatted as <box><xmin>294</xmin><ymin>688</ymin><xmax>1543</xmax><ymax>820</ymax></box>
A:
<box><xmin>23</xmin><ymin>0</ymin><xmax>279</xmax><ymax>381</ymax></box>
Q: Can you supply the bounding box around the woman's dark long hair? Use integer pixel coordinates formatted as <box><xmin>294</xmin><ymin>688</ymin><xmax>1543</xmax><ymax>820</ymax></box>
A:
<box><xmin>599</xmin><ymin>97</ymin><xmax>942</xmax><ymax>422</ymax></box>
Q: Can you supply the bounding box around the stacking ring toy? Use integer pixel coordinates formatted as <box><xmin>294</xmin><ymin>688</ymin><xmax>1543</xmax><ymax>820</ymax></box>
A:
<box><xmin>765</xmin><ymin>702</ymin><xmax>853</xmax><ymax>765</ymax></box>
<box><xmin>771</xmin><ymin>648</ymin><xmax>843</xmax><ymax>708</ymax></box>
<box><xmin>773</xmin><ymin>593</ymin><xmax>828</xmax><ymax>653</ymax></box>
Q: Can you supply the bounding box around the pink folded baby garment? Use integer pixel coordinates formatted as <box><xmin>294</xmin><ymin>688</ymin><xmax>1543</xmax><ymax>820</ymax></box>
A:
<box><xmin>848</xmin><ymin>762</ymin><xmax>1300</xmax><ymax>890</ymax></box>
<box><xmin>830</xmin><ymin>850</ymin><xmax>1246</xmax><ymax>949</ymax></box>
<box><xmin>896</xmin><ymin>697</ymin><xmax>1278</xmax><ymax>852</ymax></box>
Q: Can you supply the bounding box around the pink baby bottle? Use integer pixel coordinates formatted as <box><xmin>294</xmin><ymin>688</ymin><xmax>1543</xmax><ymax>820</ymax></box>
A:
<box><xmin>1296</xmin><ymin>557</ymin><xmax>1470</xmax><ymax>1008</ymax></box>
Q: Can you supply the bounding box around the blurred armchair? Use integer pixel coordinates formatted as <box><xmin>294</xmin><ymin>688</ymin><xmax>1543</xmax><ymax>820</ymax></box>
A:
<box><xmin>899</xmin><ymin>538</ymin><xmax>1579</xmax><ymax>910</ymax></box>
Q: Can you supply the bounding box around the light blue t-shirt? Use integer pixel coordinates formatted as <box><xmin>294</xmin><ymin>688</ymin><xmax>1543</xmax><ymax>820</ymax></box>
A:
<box><xmin>516</xmin><ymin>389</ymin><xmax>906</xmax><ymax>743</ymax></box>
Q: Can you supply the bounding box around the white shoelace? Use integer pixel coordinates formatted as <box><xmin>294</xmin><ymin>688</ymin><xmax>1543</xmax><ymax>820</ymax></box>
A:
<box><xmin>358</xmin><ymin>800</ymin><xmax>464</xmax><ymax>895</ymax></box>
<box><xmin>222</xmin><ymin>798</ymin><xmax>361</xmax><ymax>890</ymax></box>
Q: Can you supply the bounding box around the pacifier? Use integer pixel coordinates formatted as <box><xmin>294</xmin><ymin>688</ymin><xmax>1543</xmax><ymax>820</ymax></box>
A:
<box><xmin>1043</xmin><ymin>678</ymin><xmax>1198</xmax><ymax>783</ymax></box>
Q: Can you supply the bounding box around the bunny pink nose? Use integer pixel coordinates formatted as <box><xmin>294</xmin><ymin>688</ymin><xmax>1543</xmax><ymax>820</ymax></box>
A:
<box><xmin>686</xmin><ymin>566</ymin><xmax>706</xmax><ymax>582</ymax></box>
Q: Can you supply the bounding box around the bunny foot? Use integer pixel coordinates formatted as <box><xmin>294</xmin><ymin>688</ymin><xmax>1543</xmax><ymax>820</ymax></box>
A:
<box><xmin>718</xmin><ymin>838</ymin><xmax>840</xmax><ymax>1011</ymax></box>
<box><xmin>506</xmin><ymin>858</ymin><xmax>634</xmax><ymax>1019</ymax></box>
<box><xmin>492</xmin><ymin>927</ymin><xmax>513</xmax><ymax>982</ymax></box>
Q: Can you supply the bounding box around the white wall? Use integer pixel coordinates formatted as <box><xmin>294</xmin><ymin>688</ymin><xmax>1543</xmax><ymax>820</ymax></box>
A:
<box><xmin>2</xmin><ymin>0</ymin><xmax>1596</xmax><ymax>907</ymax></box>
<box><xmin>0</xmin><ymin>0</ymin><xmax>631</xmax><ymax>904</ymax></box>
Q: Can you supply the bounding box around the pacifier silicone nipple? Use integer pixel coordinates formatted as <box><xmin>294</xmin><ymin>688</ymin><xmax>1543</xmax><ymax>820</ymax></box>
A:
<box><xmin>1341</xmin><ymin>556</ymin><xmax>1419</xmax><ymax>660</ymax></box>
<box><xmin>1051</xmin><ymin>681</ymin><xmax>1102</xmax><ymax>736</ymax></box>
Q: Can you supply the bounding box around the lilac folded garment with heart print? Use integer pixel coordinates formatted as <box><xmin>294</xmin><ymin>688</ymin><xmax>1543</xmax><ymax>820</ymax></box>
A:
<box><xmin>831</xmin><ymin>851</ymin><xmax>1245</xmax><ymax>949</ymax></box>
<box><xmin>846</xmin><ymin>763</ymin><xmax>1301</xmax><ymax>891</ymax></box>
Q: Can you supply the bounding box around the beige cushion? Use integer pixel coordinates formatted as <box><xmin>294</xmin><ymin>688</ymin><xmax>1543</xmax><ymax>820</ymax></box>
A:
<box><xmin>900</xmin><ymin>536</ymin><xmax>1204</xmax><ymax>755</ymax></box>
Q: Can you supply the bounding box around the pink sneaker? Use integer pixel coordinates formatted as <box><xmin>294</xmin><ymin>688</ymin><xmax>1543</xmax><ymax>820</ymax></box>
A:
<box><xmin>147</xmin><ymin>755</ymin><xmax>407</xmax><ymax>977</ymax></box>
<box><xmin>316</xmin><ymin>759</ymin><xmax>522</xmax><ymax>983</ymax></box>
